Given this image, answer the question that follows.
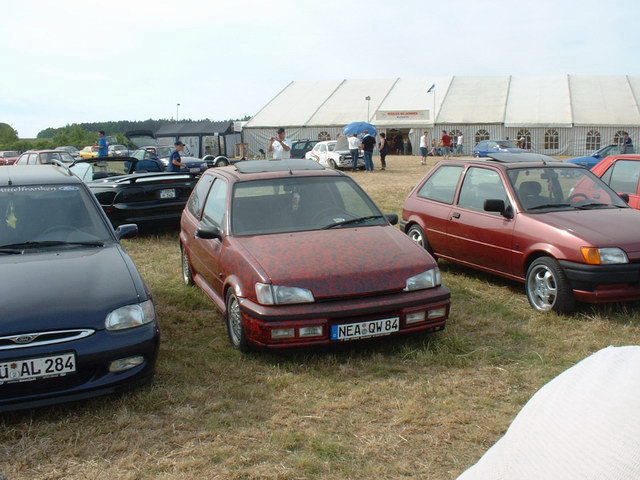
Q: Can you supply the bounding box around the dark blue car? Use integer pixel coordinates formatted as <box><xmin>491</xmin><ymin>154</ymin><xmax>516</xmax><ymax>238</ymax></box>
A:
<box><xmin>0</xmin><ymin>165</ymin><xmax>159</xmax><ymax>412</ymax></box>
<box><xmin>473</xmin><ymin>140</ymin><xmax>527</xmax><ymax>157</ymax></box>
<box><xmin>566</xmin><ymin>145</ymin><xmax>628</xmax><ymax>169</ymax></box>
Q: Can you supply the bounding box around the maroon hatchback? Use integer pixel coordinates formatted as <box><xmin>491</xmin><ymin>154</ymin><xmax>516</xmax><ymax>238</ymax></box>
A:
<box><xmin>180</xmin><ymin>159</ymin><xmax>450</xmax><ymax>351</ymax></box>
<box><xmin>402</xmin><ymin>153</ymin><xmax>640</xmax><ymax>313</ymax></box>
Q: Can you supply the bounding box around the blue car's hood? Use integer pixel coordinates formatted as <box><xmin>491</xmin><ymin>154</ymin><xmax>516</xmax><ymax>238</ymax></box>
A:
<box><xmin>567</xmin><ymin>156</ymin><xmax>597</xmax><ymax>167</ymax></box>
<box><xmin>0</xmin><ymin>245</ymin><xmax>143</xmax><ymax>333</ymax></box>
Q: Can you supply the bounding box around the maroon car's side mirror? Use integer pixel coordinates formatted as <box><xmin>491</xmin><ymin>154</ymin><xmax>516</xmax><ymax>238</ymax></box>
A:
<box><xmin>619</xmin><ymin>193</ymin><xmax>630</xmax><ymax>203</ymax></box>
<box><xmin>484</xmin><ymin>199</ymin><xmax>513</xmax><ymax>219</ymax></box>
<box><xmin>196</xmin><ymin>224</ymin><xmax>223</xmax><ymax>241</ymax></box>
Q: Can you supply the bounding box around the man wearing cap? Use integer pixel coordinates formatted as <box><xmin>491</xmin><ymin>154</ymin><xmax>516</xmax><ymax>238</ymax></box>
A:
<box><xmin>168</xmin><ymin>141</ymin><xmax>187</xmax><ymax>172</ymax></box>
<box><xmin>268</xmin><ymin>128</ymin><xmax>292</xmax><ymax>159</ymax></box>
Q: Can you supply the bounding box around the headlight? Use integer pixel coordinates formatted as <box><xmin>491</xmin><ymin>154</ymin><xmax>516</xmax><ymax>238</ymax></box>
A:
<box><xmin>255</xmin><ymin>283</ymin><xmax>315</xmax><ymax>305</ymax></box>
<box><xmin>581</xmin><ymin>247</ymin><xmax>629</xmax><ymax>265</ymax></box>
<box><xmin>404</xmin><ymin>268</ymin><xmax>441</xmax><ymax>291</ymax></box>
<box><xmin>339</xmin><ymin>155</ymin><xmax>344</xmax><ymax>161</ymax></box>
<box><xmin>105</xmin><ymin>299</ymin><xmax>156</xmax><ymax>331</ymax></box>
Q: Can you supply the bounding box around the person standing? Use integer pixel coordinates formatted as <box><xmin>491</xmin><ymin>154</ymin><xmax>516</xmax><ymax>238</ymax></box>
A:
<box><xmin>168</xmin><ymin>141</ymin><xmax>187</xmax><ymax>172</ymax></box>
<box><xmin>361</xmin><ymin>130</ymin><xmax>376</xmax><ymax>172</ymax></box>
<box><xmin>378</xmin><ymin>132</ymin><xmax>388</xmax><ymax>170</ymax></box>
<box><xmin>94</xmin><ymin>130</ymin><xmax>109</xmax><ymax>172</ymax></box>
<box><xmin>457</xmin><ymin>132</ymin><xmax>464</xmax><ymax>156</ymax></box>
<box><xmin>621</xmin><ymin>132</ymin><xmax>635</xmax><ymax>154</ymax></box>
<box><xmin>419</xmin><ymin>132</ymin><xmax>429</xmax><ymax>164</ymax></box>
<box><xmin>268</xmin><ymin>127</ymin><xmax>292</xmax><ymax>159</ymax></box>
<box><xmin>441</xmin><ymin>130</ymin><xmax>452</xmax><ymax>159</ymax></box>
<box><xmin>348</xmin><ymin>134</ymin><xmax>361</xmax><ymax>171</ymax></box>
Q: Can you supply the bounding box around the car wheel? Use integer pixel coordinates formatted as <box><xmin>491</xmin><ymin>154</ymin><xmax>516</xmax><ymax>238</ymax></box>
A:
<box><xmin>215</xmin><ymin>159</ymin><xmax>229</xmax><ymax>167</ymax></box>
<box><xmin>181</xmin><ymin>244</ymin><xmax>194</xmax><ymax>286</ymax></box>
<box><xmin>526</xmin><ymin>257</ymin><xmax>576</xmax><ymax>314</ymax></box>
<box><xmin>407</xmin><ymin>224</ymin><xmax>435</xmax><ymax>257</ymax></box>
<box><xmin>226</xmin><ymin>291</ymin><xmax>252</xmax><ymax>352</ymax></box>
<box><xmin>473</xmin><ymin>153</ymin><xmax>480</xmax><ymax>158</ymax></box>
<box><xmin>329</xmin><ymin>159</ymin><xmax>337</xmax><ymax>169</ymax></box>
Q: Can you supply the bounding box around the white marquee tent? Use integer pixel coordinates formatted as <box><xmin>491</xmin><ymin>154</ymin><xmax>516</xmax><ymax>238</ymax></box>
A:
<box><xmin>243</xmin><ymin>75</ymin><xmax>640</xmax><ymax>157</ymax></box>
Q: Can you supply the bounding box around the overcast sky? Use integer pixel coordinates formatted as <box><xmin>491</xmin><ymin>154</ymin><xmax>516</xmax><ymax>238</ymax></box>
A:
<box><xmin>3</xmin><ymin>0</ymin><xmax>639</xmax><ymax>137</ymax></box>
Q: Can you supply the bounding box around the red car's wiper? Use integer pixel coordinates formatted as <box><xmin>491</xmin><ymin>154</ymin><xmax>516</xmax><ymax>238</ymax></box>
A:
<box><xmin>527</xmin><ymin>203</ymin><xmax>572</xmax><ymax>211</ymax></box>
<box><xmin>322</xmin><ymin>215</ymin><xmax>385</xmax><ymax>229</ymax></box>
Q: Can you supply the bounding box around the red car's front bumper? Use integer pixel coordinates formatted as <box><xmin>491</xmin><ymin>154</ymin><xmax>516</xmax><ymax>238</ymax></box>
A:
<box><xmin>237</xmin><ymin>286</ymin><xmax>451</xmax><ymax>348</ymax></box>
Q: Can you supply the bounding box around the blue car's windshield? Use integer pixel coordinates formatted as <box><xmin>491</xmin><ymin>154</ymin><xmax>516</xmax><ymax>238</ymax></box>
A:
<box><xmin>0</xmin><ymin>184</ymin><xmax>113</xmax><ymax>251</ymax></box>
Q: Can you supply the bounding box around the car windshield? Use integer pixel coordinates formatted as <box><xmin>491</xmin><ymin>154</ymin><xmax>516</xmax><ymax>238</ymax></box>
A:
<box><xmin>156</xmin><ymin>147</ymin><xmax>172</xmax><ymax>158</ymax></box>
<box><xmin>508</xmin><ymin>167</ymin><xmax>628</xmax><ymax>212</ymax></box>
<box><xmin>232</xmin><ymin>176</ymin><xmax>385</xmax><ymax>235</ymax></box>
<box><xmin>0</xmin><ymin>184</ymin><xmax>113</xmax><ymax>251</ymax></box>
<box><xmin>496</xmin><ymin>141</ymin><xmax>517</xmax><ymax>148</ymax></box>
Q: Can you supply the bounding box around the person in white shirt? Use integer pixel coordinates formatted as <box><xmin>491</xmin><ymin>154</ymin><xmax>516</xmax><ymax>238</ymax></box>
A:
<box><xmin>347</xmin><ymin>134</ymin><xmax>361</xmax><ymax>171</ymax></box>
<box><xmin>456</xmin><ymin>133</ymin><xmax>464</xmax><ymax>156</ymax></box>
<box><xmin>268</xmin><ymin>127</ymin><xmax>292</xmax><ymax>159</ymax></box>
<box><xmin>419</xmin><ymin>132</ymin><xmax>429</xmax><ymax>165</ymax></box>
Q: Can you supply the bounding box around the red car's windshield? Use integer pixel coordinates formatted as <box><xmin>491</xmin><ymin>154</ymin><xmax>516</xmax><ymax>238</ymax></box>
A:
<box><xmin>231</xmin><ymin>177</ymin><xmax>385</xmax><ymax>235</ymax></box>
<box><xmin>507</xmin><ymin>167</ymin><xmax>628</xmax><ymax>211</ymax></box>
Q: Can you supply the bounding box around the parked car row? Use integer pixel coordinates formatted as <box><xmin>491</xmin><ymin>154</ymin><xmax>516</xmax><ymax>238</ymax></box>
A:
<box><xmin>1</xmin><ymin>149</ymin><xmax>639</xmax><ymax>412</ymax></box>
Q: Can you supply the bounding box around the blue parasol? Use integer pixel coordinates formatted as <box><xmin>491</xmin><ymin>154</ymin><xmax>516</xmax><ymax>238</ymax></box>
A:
<box><xmin>343</xmin><ymin>122</ymin><xmax>377</xmax><ymax>137</ymax></box>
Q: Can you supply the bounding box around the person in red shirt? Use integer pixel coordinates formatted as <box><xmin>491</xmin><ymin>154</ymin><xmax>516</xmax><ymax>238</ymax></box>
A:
<box><xmin>441</xmin><ymin>130</ymin><xmax>452</xmax><ymax>159</ymax></box>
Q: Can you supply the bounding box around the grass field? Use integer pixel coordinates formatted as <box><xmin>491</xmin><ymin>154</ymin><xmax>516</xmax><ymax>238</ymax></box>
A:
<box><xmin>2</xmin><ymin>155</ymin><xmax>640</xmax><ymax>480</ymax></box>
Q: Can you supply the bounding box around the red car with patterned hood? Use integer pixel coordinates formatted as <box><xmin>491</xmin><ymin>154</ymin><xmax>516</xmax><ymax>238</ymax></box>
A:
<box><xmin>180</xmin><ymin>159</ymin><xmax>450</xmax><ymax>351</ymax></box>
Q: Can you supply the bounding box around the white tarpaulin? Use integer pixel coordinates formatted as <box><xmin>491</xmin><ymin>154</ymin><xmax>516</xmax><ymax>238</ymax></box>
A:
<box><xmin>436</xmin><ymin>76</ymin><xmax>510</xmax><ymax>124</ymax></box>
<box><xmin>244</xmin><ymin>80</ymin><xmax>344</xmax><ymax>128</ymax></box>
<box><xmin>570</xmin><ymin>75</ymin><xmax>640</xmax><ymax>126</ymax></box>
<box><xmin>457</xmin><ymin>346</ymin><xmax>640</xmax><ymax>480</ymax></box>
<box><xmin>505</xmin><ymin>75</ymin><xmax>573</xmax><ymax>127</ymax></box>
<box><xmin>373</xmin><ymin>76</ymin><xmax>453</xmax><ymax>126</ymax></box>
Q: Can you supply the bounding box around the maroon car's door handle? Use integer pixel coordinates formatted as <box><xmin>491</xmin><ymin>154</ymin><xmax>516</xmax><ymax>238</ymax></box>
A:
<box><xmin>451</xmin><ymin>212</ymin><xmax>461</xmax><ymax>219</ymax></box>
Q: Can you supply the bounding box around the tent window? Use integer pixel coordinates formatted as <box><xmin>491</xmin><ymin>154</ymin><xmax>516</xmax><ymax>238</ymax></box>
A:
<box><xmin>517</xmin><ymin>129</ymin><xmax>531</xmax><ymax>150</ymax></box>
<box><xmin>544</xmin><ymin>129</ymin><xmax>559</xmax><ymax>150</ymax></box>
<box><xmin>614</xmin><ymin>130</ymin><xmax>626</xmax><ymax>146</ymax></box>
<box><xmin>475</xmin><ymin>129</ymin><xmax>490</xmax><ymax>143</ymax></box>
<box><xmin>318</xmin><ymin>131</ymin><xmax>331</xmax><ymax>141</ymax></box>
<box><xmin>586</xmin><ymin>130</ymin><xmax>601</xmax><ymax>151</ymax></box>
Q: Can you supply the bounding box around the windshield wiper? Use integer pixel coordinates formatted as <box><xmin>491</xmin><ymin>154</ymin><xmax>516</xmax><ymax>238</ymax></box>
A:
<box><xmin>527</xmin><ymin>203</ymin><xmax>572</xmax><ymax>211</ymax></box>
<box><xmin>0</xmin><ymin>240</ymin><xmax>105</xmax><ymax>250</ymax></box>
<box><xmin>574</xmin><ymin>202</ymin><xmax>616</xmax><ymax>210</ymax></box>
<box><xmin>0</xmin><ymin>248</ymin><xmax>23</xmax><ymax>255</ymax></box>
<box><xmin>322</xmin><ymin>215</ymin><xmax>386</xmax><ymax>229</ymax></box>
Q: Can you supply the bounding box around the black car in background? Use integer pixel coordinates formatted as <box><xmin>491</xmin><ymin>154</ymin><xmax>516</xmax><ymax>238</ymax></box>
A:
<box><xmin>71</xmin><ymin>158</ymin><xmax>202</xmax><ymax>227</ymax></box>
<box><xmin>0</xmin><ymin>165</ymin><xmax>159</xmax><ymax>411</ymax></box>
<box><xmin>290</xmin><ymin>139</ymin><xmax>318</xmax><ymax>159</ymax></box>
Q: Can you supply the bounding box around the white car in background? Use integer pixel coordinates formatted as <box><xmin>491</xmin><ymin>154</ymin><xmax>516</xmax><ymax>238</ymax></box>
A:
<box><xmin>305</xmin><ymin>137</ymin><xmax>364</xmax><ymax>170</ymax></box>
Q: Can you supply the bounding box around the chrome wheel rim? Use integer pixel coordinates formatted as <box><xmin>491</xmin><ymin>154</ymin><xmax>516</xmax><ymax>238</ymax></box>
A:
<box><xmin>181</xmin><ymin>249</ymin><xmax>190</xmax><ymax>284</ymax></box>
<box><xmin>408</xmin><ymin>228</ymin><xmax>424</xmax><ymax>247</ymax></box>
<box><xmin>228</xmin><ymin>296</ymin><xmax>242</xmax><ymax>346</ymax></box>
<box><xmin>528</xmin><ymin>265</ymin><xmax>557</xmax><ymax>311</ymax></box>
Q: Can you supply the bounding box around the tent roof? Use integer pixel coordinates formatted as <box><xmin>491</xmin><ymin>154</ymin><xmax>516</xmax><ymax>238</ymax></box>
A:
<box><xmin>570</xmin><ymin>75</ymin><xmax>640</xmax><ymax>126</ymax></box>
<box><xmin>156</xmin><ymin>121</ymin><xmax>233</xmax><ymax>136</ymax></box>
<box><xmin>245</xmin><ymin>76</ymin><xmax>640</xmax><ymax>129</ymax></box>
<box><xmin>244</xmin><ymin>80</ymin><xmax>344</xmax><ymax>128</ymax></box>
<box><xmin>505</xmin><ymin>75</ymin><xmax>573</xmax><ymax>127</ymax></box>
<box><xmin>436</xmin><ymin>76</ymin><xmax>510</xmax><ymax>124</ymax></box>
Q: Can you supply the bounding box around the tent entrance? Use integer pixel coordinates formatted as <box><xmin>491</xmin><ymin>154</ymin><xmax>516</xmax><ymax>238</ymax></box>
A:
<box><xmin>385</xmin><ymin>128</ymin><xmax>413</xmax><ymax>155</ymax></box>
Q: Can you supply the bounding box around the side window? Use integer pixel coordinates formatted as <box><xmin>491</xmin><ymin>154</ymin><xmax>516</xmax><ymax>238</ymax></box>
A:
<box><xmin>318</xmin><ymin>144</ymin><xmax>327</xmax><ymax>153</ymax></box>
<box><xmin>187</xmin><ymin>174</ymin><xmax>214</xmax><ymax>218</ymax></box>
<box><xmin>477</xmin><ymin>142</ymin><xmax>486</xmax><ymax>149</ymax></box>
<box><xmin>417</xmin><ymin>165</ymin><xmax>464</xmax><ymax>204</ymax></box>
<box><xmin>202</xmin><ymin>178</ymin><xmax>228</xmax><ymax>228</ymax></box>
<box><xmin>28</xmin><ymin>154</ymin><xmax>38</xmax><ymax>165</ymax></box>
<box><xmin>458</xmin><ymin>167</ymin><xmax>508</xmax><ymax>212</ymax></box>
<box><xmin>607</xmin><ymin>160</ymin><xmax>640</xmax><ymax>194</ymax></box>
<box><xmin>17</xmin><ymin>155</ymin><xmax>27</xmax><ymax>165</ymax></box>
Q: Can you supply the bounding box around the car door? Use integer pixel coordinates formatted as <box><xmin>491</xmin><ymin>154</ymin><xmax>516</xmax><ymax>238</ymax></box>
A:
<box><xmin>446</xmin><ymin>166</ymin><xmax>516</xmax><ymax>275</ymax></box>
<box><xmin>600</xmin><ymin>159</ymin><xmax>640</xmax><ymax>209</ymax></box>
<box><xmin>410</xmin><ymin>164</ymin><xmax>464</xmax><ymax>257</ymax></box>
<box><xmin>316</xmin><ymin>143</ymin><xmax>328</xmax><ymax>165</ymax></box>
<box><xmin>182</xmin><ymin>174</ymin><xmax>215</xmax><ymax>278</ymax></box>
<box><xmin>191</xmin><ymin>177</ymin><xmax>229</xmax><ymax>295</ymax></box>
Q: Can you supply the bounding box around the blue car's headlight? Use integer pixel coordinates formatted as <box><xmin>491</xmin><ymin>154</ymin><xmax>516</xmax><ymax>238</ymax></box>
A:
<box><xmin>105</xmin><ymin>299</ymin><xmax>156</xmax><ymax>331</ymax></box>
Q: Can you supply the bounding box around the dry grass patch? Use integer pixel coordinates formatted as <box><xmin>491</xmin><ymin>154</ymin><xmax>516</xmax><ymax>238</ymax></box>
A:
<box><xmin>1</xmin><ymin>156</ymin><xmax>639</xmax><ymax>479</ymax></box>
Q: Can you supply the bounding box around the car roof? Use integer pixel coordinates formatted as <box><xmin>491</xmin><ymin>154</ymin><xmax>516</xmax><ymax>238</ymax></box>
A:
<box><xmin>0</xmin><ymin>165</ymin><xmax>82</xmax><ymax>187</ymax></box>
<box><xmin>213</xmin><ymin>159</ymin><xmax>342</xmax><ymax>182</ymax></box>
<box><xmin>608</xmin><ymin>154</ymin><xmax>640</xmax><ymax>160</ymax></box>
<box><xmin>21</xmin><ymin>150</ymin><xmax>67</xmax><ymax>154</ymax></box>
<box><xmin>439</xmin><ymin>158</ymin><xmax>579</xmax><ymax>169</ymax></box>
